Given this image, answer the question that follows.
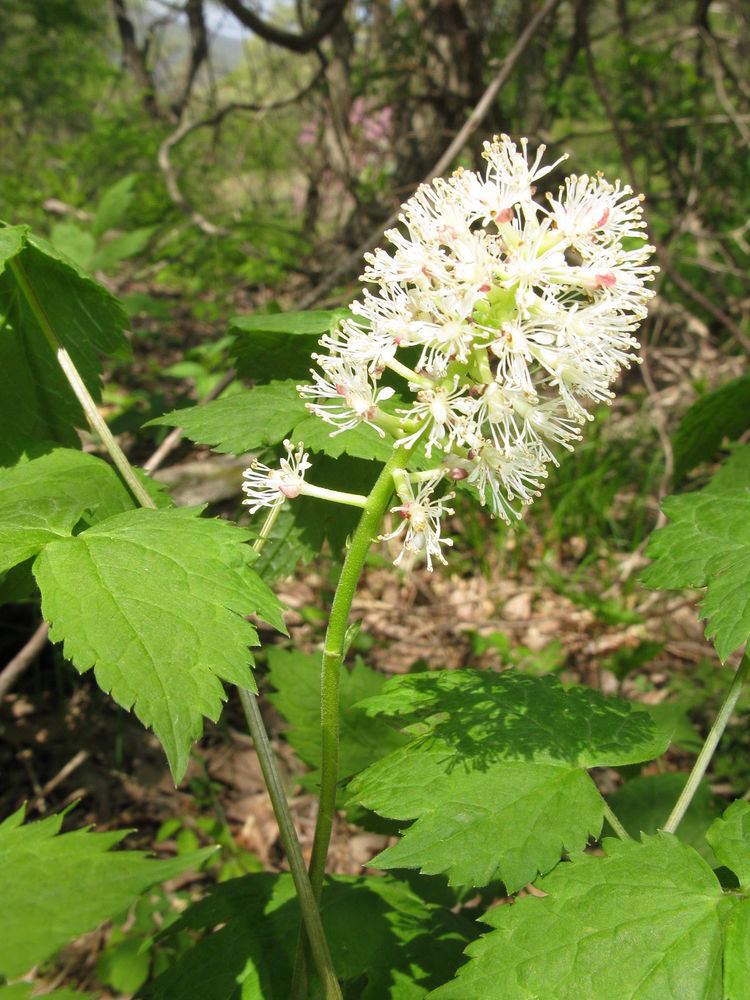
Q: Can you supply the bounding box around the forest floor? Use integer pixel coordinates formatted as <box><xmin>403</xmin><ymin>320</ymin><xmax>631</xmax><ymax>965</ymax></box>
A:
<box><xmin>1</xmin><ymin>284</ymin><xmax>744</xmax><ymax>996</ymax></box>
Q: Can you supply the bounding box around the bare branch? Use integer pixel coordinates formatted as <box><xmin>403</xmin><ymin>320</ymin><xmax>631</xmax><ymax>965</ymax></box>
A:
<box><xmin>110</xmin><ymin>0</ymin><xmax>162</xmax><ymax>119</ymax></box>
<box><xmin>157</xmin><ymin>69</ymin><xmax>323</xmax><ymax>236</ymax></box>
<box><xmin>0</xmin><ymin>622</ymin><xmax>49</xmax><ymax>700</ymax></box>
<box><xmin>172</xmin><ymin>0</ymin><xmax>209</xmax><ymax>119</ymax></box>
<box><xmin>220</xmin><ymin>0</ymin><xmax>348</xmax><ymax>53</ymax></box>
<box><xmin>297</xmin><ymin>0</ymin><xmax>565</xmax><ymax>308</ymax></box>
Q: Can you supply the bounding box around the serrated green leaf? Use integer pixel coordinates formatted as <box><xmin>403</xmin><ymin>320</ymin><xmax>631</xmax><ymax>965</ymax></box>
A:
<box><xmin>33</xmin><ymin>507</ymin><xmax>285</xmax><ymax>780</ymax></box>
<box><xmin>349</xmin><ymin>670</ymin><xmax>672</xmax><ymax>889</ymax></box>
<box><xmin>266</xmin><ymin>649</ymin><xmax>407</xmax><ymax>796</ymax></box>
<box><xmin>144</xmin><ymin>872</ymin><xmax>473</xmax><ymax>1000</ymax></box>
<box><xmin>291</xmin><ymin>414</ymin><xmax>395</xmax><ymax>463</ymax></box>
<box><xmin>705</xmin><ymin>445</ymin><xmax>750</xmax><ymax>492</ymax></box>
<box><xmin>0</xmin><ymin>806</ymin><xmax>213</xmax><ymax>979</ymax></box>
<box><xmin>431</xmin><ymin>834</ymin><xmax>736</xmax><ymax>1000</ymax></box>
<box><xmin>150</xmin><ymin>382</ymin><xmax>307</xmax><ymax>455</ymax></box>
<box><xmin>0</xmin><ymin>448</ymin><xmax>136</xmax><ymax>574</ymax></box>
<box><xmin>706</xmin><ymin>800</ymin><xmax>750</xmax><ymax>890</ymax></box>
<box><xmin>606</xmin><ymin>773</ymin><xmax>720</xmax><ymax>862</ymax></box>
<box><xmin>724</xmin><ymin>900</ymin><xmax>750</xmax><ymax>999</ymax></box>
<box><xmin>673</xmin><ymin>373</ymin><xmax>750</xmax><ymax>481</ymax></box>
<box><xmin>230</xmin><ymin>310</ymin><xmax>346</xmax><ymax>384</ymax></box>
<box><xmin>641</xmin><ymin>466</ymin><xmax>750</xmax><ymax>660</ymax></box>
<box><xmin>0</xmin><ymin>227</ymin><xmax>130</xmax><ymax>463</ymax></box>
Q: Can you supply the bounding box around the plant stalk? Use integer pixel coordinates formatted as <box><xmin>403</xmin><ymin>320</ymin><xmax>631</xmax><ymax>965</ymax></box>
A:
<box><xmin>663</xmin><ymin>649</ymin><xmax>750</xmax><ymax>834</ymax></box>
<box><xmin>238</xmin><ymin>688</ymin><xmax>342</xmax><ymax>999</ymax></box>
<box><xmin>14</xmin><ymin>256</ymin><xmax>339</xmax><ymax>994</ymax></box>
<box><xmin>8</xmin><ymin>256</ymin><xmax>156</xmax><ymax>510</ymax></box>
<box><xmin>290</xmin><ymin>444</ymin><xmax>416</xmax><ymax>998</ymax></box>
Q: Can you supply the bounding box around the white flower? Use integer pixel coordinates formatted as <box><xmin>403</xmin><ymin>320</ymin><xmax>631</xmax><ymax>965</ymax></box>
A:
<box><xmin>295</xmin><ymin>133</ymin><xmax>657</xmax><ymax>541</ymax></box>
<box><xmin>298</xmin><ymin>355</ymin><xmax>395</xmax><ymax>435</ymax></box>
<box><xmin>396</xmin><ymin>377</ymin><xmax>471</xmax><ymax>456</ymax></box>
<box><xmin>242</xmin><ymin>440</ymin><xmax>311</xmax><ymax>513</ymax></box>
<box><xmin>380</xmin><ymin>474</ymin><xmax>455</xmax><ymax>571</ymax></box>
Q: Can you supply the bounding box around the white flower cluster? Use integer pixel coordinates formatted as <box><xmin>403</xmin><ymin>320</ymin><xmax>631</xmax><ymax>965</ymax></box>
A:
<box><xmin>248</xmin><ymin>136</ymin><xmax>656</xmax><ymax>571</ymax></box>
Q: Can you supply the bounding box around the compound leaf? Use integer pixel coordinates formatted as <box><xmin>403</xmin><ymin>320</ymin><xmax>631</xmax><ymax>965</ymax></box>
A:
<box><xmin>641</xmin><ymin>462</ymin><xmax>750</xmax><ymax>660</ymax></box>
<box><xmin>266</xmin><ymin>649</ymin><xmax>407</xmax><ymax>795</ymax></box>
<box><xmin>144</xmin><ymin>872</ymin><xmax>473</xmax><ymax>999</ymax></box>
<box><xmin>150</xmin><ymin>382</ymin><xmax>307</xmax><ymax>455</ymax></box>
<box><xmin>0</xmin><ymin>806</ymin><xmax>213</xmax><ymax>980</ymax></box>
<box><xmin>0</xmin><ymin>448</ymin><xmax>137</xmax><ymax>574</ymax></box>
<box><xmin>33</xmin><ymin>507</ymin><xmax>285</xmax><ymax>780</ymax></box>
<box><xmin>349</xmin><ymin>670</ymin><xmax>671</xmax><ymax>890</ymax></box>
<box><xmin>431</xmin><ymin>834</ymin><xmax>736</xmax><ymax>1000</ymax></box>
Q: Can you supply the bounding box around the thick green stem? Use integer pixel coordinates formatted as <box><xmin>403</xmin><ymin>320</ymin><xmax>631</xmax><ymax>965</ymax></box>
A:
<box><xmin>8</xmin><ymin>256</ymin><xmax>156</xmax><ymax>510</ymax></box>
<box><xmin>291</xmin><ymin>444</ymin><xmax>415</xmax><ymax>999</ymax></box>
<box><xmin>238</xmin><ymin>689</ymin><xmax>342</xmax><ymax>999</ymax></box>
<box><xmin>308</xmin><ymin>445</ymin><xmax>414</xmax><ymax>895</ymax></box>
<box><xmin>663</xmin><ymin>649</ymin><xmax>750</xmax><ymax>834</ymax></box>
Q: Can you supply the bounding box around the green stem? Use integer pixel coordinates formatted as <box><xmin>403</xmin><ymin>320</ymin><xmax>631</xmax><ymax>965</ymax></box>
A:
<box><xmin>238</xmin><ymin>689</ymin><xmax>342</xmax><ymax>999</ymax></box>
<box><xmin>308</xmin><ymin>444</ymin><xmax>414</xmax><ymax>894</ymax></box>
<box><xmin>8</xmin><ymin>256</ymin><xmax>156</xmax><ymax>510</ymax></box>
<box><xmin>11</xmin><ymin>256</ymin><xmax>339</xmax><ymax>994</ymax></box>
<box><xmin>601</xmin><ymin>799</ymin><xmax>631</xmax><ymax>841</ymax></box>
<box><xmin>291</xmin><ymin>443</ymin><xmax>416</xmax><ymax>999</ymax></box>
<box><xmin>663</xmin><ymin>648</ymin><xmax>750</xmax><ymax>834</ymax></box>
<box><xmin>300</xmin><ymin>483</ymin><xmax>367</xmax><ymax>507</ymax></box>
<box><xmin>248</xmin><ymin>506</ymin><xmax>341</xmax><ymax>997</ymax></box>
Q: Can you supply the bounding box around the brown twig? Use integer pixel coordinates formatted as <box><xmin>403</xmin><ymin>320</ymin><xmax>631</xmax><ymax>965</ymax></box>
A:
<box><xmin>157</xmin><ymin>70</ymin><xmax>324</xmax><ymax>237</ymax></box>
<box><xmin>0</xmin><ymin>621</ymin><xmax>50</xmax><ymax>700</ymax></box>
<box><xmin>297</xmin><ymin>0</ymin><xmax>565</xmax><ymax>308</ymax></box>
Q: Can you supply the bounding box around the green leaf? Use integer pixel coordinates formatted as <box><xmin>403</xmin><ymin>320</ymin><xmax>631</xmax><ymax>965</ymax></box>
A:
<box><xmin>230</xmin><ymin>309</ymin><xmax>346</xmax><ymax>384</ymax></box>
<box><xmin>724</xmin><ymin>900</ymin><xmax>750</xmax><ymax>999</ymax></box>
<box><xmin>49</xmin><ymin>222</ymin><xmax>96</xmax><ymax>269</ymax></box>
<box><xmin>266</xmin><ymin>649</ymin><xmax>407</xmax><ymax>796</ymax></box>
<box><xmin>150</xmin><ymin>382</ymin><xmax>307</xmax><ymax>455</ymax></box>
<box><xmin>606</xmin><ymin>773</ymin><xmax>720</xmax><ymax>862</ymax></box>
<box><xmin>706</xmin><ymin>800</ymin><xmax>750</xmax><ymax>890</ymax></box>
<box><xmin>33</xmin><ymin>507</ymin><xmax>285</xmax><ymax>780</ymax></box>
<box><xmin>0</xmin><ymin>224</ymin><xmax>28</xmax><ymax>271</ymax></box>
<box><xmin>0</xmin><ymin>226</ymin><xmax>130</xmax><ymax>463</ymax></box>
<box><xmin>431</xmin><ymin>834</ymin><xmax>737</xmax><ymax>1000</ymax></box>
<box><xmin>97</xmin><ymin>935</ymin><xmax>152</xmax><ymax>994</ymax></box>
<box><xmin>0</xmin><ymin>806</ymin><xmax>213</xmax><ymax>979</ymax></box>
<box><xmin>641</xmin><ymin>462</ymin><xmax>750</xmax><ymax>660</ymax></box>
<box><xmin>673</xmin><ymin>372</ymin><xmax>750</xmax><ymax>481</ymax></box>
<box><xmin>90</xmin><ymin>226</ymin><xmax>155</xmax><ymax>272</ymax></box>
<box><xmin>349</xmin><ymin>669</ymin><xmax>672</xmax><ymax>889</ymax></box>
<box><xmin>291</xmin><ymin>414</ymin><xmax>395</xmax><ymax>463</ymax></box>
<box><xmin>0</xmin><ymin>447</ymin><xmax>136</xmax><ymax>575</ymax></box>
<box><xmin>93</xmin><ymin>174</ymin><xmax>136</xmax><ymax>238</ymax></box>
<box><xmin>144</xmin><ymin>872</ymin><xmax>474</xmax><ymax>999</ymax></box>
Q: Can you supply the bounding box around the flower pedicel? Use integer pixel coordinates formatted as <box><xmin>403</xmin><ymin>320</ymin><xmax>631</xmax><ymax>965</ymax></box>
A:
<box><xmin>242</xmin><ymin>135</ymin><xmax>657</xmax><ymax>569</ymax></box>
